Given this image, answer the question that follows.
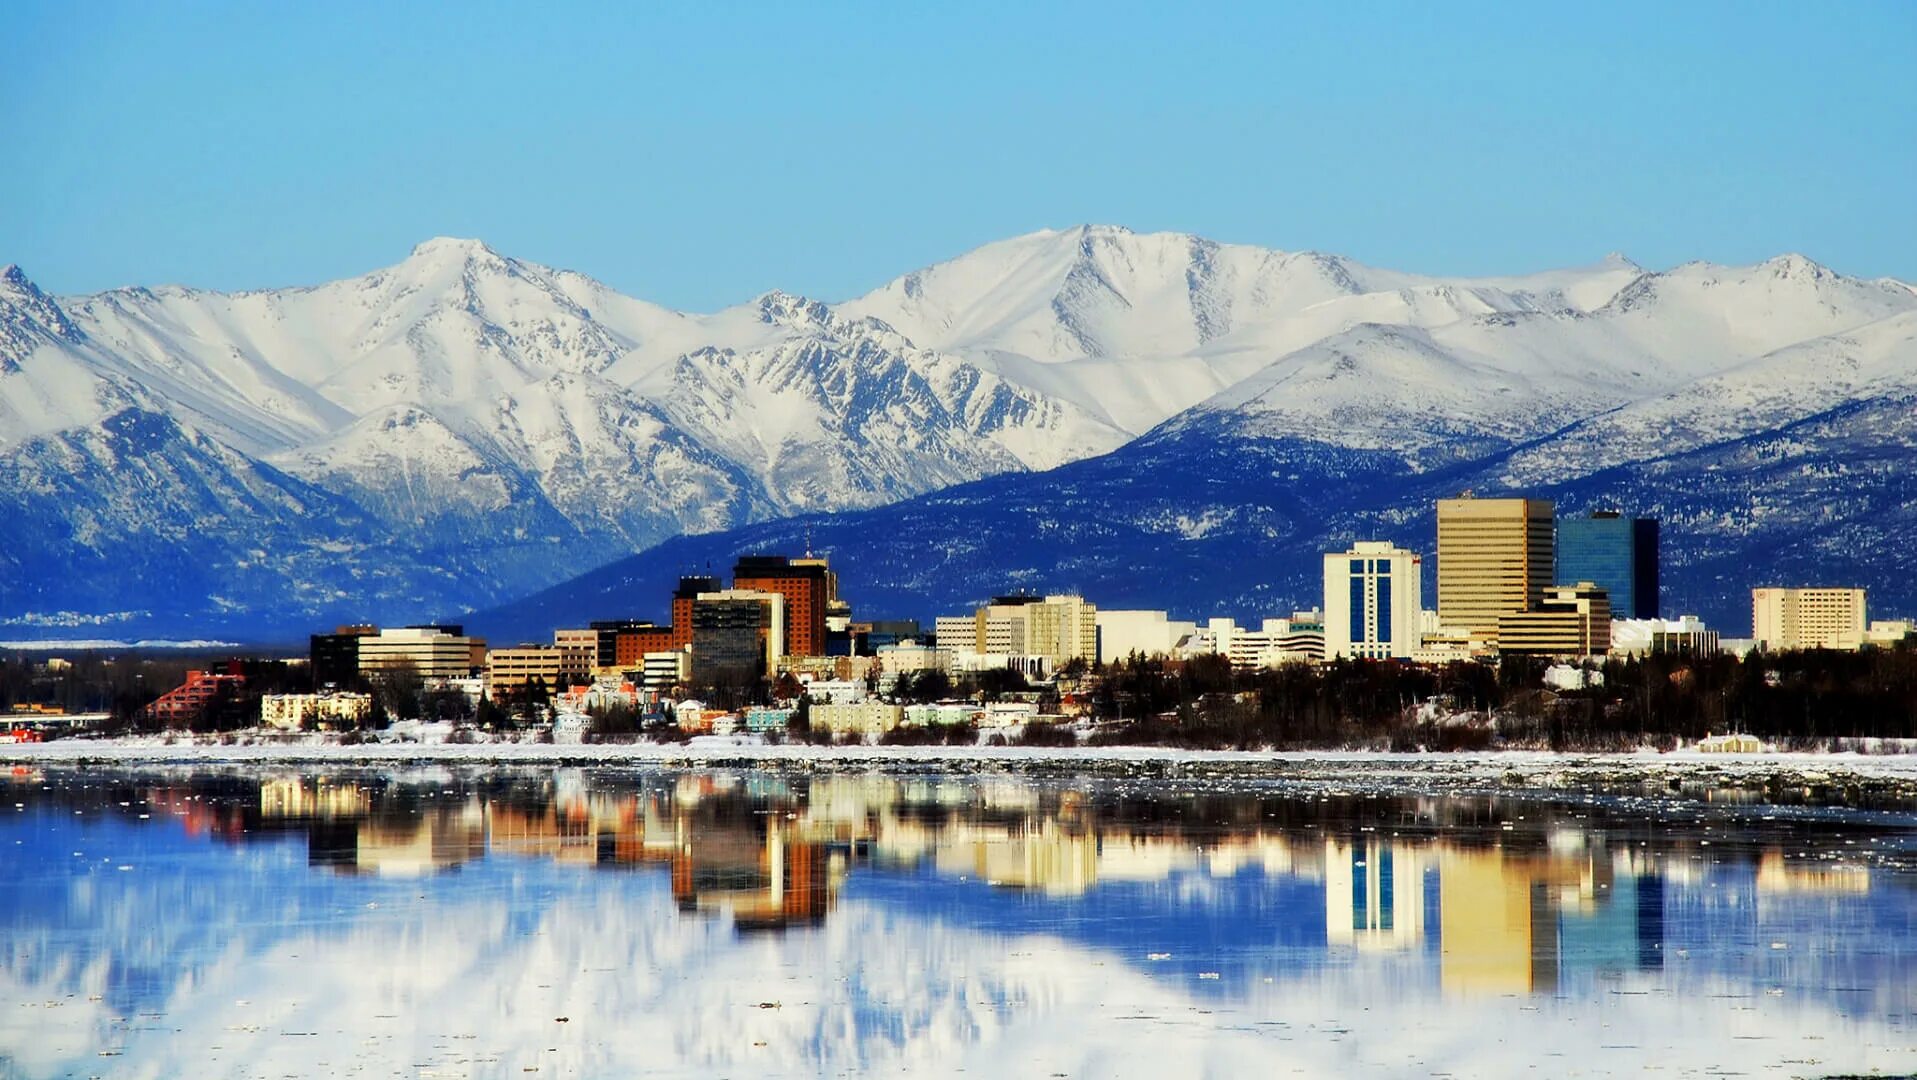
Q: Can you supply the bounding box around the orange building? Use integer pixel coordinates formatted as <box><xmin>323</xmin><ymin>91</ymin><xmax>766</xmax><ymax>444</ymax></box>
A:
<box><xmin>140</xmin><ymin>668</ymin><xmax>247</xmax><ymax>727</ymax></box>
<box><xmin>732</xmin><ymin>556</ymin><xmax>832</xmax><ymax>657</ymax></box>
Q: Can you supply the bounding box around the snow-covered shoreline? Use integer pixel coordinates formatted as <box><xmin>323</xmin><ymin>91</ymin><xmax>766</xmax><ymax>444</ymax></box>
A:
<box><xmin>8</xmin><ymin>738</ymin><xmax>1917</xmax><ymax>789</ymax></box>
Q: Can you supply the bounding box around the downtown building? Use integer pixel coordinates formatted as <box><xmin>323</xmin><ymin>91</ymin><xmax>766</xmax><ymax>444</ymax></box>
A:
<box><xmin>1436</xmin><ymin>496</ymin><xmax>1555</xmax><ymax>648</ymax></box>
<box><xmin>732</xmin><ymin>556</ymin><xmax>833</xmax><ymax>658</ymax></box>
<box><xmin>689</xmin><ymin>588</ymin><xmax>786</xmax><ymax>686</ymax></box>
<box><xmin>1752</xmin><ymin>587</ymin><xmax>1867</xmax><ymax>651</ymax></box>
<box><xmin>1556</xmin><ymin>511</ymin><xmax>1660</xmax><ymax>620</ymax></box>
<box><xmin>357</xmin><ymin>625</ymin><xmax>484</xmax><ymax>681</ymax></box>
<box><xmin>1323</xmin><ymin>541</ymin><xmax>1423</xmax><ymax>660</ymax></box>
<box><xmin>938</xmin><ymin>595</ymin><xmax>1098</xmax><ymax>668</ymax></box>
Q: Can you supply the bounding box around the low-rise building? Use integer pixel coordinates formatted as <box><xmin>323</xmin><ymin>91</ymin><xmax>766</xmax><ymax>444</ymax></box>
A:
<box><xmin>980</xmin><ymin>701</ymin><xmax>1041</xmax><ymax>728</ymax></box>
<box><xmin>744</xmin><ymin>707</ymin><xmax>795</xmax><ymax>733</ymax></box>
<box><xmin>877</xmin><ymin>640</ymin><xmax>949</xmax><ymax>677</ymax></box>
<box><xmin>810</xmin><ymin>702</ymin><xmax>903</xmax><ymax>736</ymax></box>
<box><xmin>1864</xmin><ymin>619</ymin><xmax>1914</xmax><ymax>649</ymax></box>
<box><xmin>260</xmin><ymin>691</ymin><xmax>373</xmax><ymax>731</ymax></box>
<box><xmin>1497</xmin><ymin>583</ymin><xmax>1612</xmax><ymax>657</ymax></box>
<box><xmin>904</xmin><ymin>702</ymin><xmax>980</xmax><ymax>727</ymax></box>
<box><xmin>804</xmin><ymin>678</ymin><xmax>867</xmax><ymax>705</ymax></box>
<box><xmin>141</xmin><ymin>669</ymin><xmax>247</xmax><ymax>727</ymax></box>
<box><xmin>486</xmin><ymin>645</ymin><xmax>565</xmax><ymax>697</ymax></box>
<box><xmin>1610</xmin><ymin>615</ymin><xmax>1720</xmax><ymax>657</ymax></box>
<box><xmin>640</xmin><ymin>650</ymin><xmax>688</xmax><ymax>694</ymax></box>
<box><xmin>359</xmin><ymin>625</ymin><xmax>483</xmax><ymax>681</ymax></box>
<box><xmin>1095</xmin><ymin>610</ymin><xmax>1199</xmax><ymax>665</ymax></box>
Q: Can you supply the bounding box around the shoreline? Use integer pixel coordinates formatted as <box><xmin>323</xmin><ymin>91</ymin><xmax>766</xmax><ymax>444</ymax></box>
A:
<box><xmin>8</xmin><ymin>739</ymin><xmax>1917</xmax><ymax>791</ymax></box>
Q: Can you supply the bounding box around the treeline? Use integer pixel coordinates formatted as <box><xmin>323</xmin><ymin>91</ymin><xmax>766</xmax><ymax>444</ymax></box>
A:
<box><xmin>1083</xmin><ymin>644</ymin><xmax>1917</xmax><ymax>751</ymax></box>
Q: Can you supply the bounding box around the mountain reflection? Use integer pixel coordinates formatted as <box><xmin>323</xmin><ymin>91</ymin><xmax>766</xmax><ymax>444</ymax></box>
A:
<box><xmin>2</xmin><ymin>766</ymin><xmax>1914</xmax><ymax>1078</ymax></box>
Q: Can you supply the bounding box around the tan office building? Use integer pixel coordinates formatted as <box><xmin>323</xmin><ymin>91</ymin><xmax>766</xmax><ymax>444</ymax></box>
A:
<box><xmin>1497</xmin><ymin>582</ymin><xmax>1612</xmax><ymax>656</ymax></box>
<box><xmin>1437</xmin><ymin>497</ymin><xmax>1554</xmax><ymax>645</ymax></box>
<box><xmin>1752</xmin><ymin>588</ymin><xmax>1866</xmax><ymax>651</ymax></box>
<box><xmin>358</xmin><ymin>626</ymin><xmax>483</xmax><ymax>681</ymax></box>
<box><xmin>486</xmin><ymin>646</ymin><xmax>564</xmax><ymax>697</ymax></box>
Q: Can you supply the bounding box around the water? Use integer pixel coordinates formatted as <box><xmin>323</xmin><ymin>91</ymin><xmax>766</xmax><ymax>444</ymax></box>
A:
<box><xmin>2</xmin><ymin>764</ymin><xmax>1914</xmax><ymax>1078</ymax></box>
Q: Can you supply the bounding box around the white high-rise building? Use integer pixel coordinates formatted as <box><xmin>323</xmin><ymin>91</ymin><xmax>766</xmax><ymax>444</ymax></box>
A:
<box><xmin>1324</xmin><ymin>542</ymin><xmax>1423</xmax><ymax>660</ymax></box>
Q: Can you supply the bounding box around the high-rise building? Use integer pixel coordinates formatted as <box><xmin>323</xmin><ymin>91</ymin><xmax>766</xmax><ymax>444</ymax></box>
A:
<box><xmin>1437</xmin><ymin>497</ymin><xmax>1554</xmax><ymax>645</ymax></box>
<box><xmin>1556</xmin><ymin>512</ymin><xmax>1660</xmax><ymax>620</ymax></box>
<box><xmin>310</xmin><ymin>624</ymin><xmax>377</xmax><ymax>687</ymax></box>
<box><xmin>689</xmin><ymin>589</ymin><xmax>786</xmax><ymax>686</ymax></box>
<box><xmin>1752</xmin><ymin>588</ymin><xmax>1866</xmax><ymax>651</ymax></box>
<box><xmin>733</xmin><ymin>556</ymin><xmax>832</xmax><ymax>657</ymax></box>
<box><xmin>1496</xmin><ymin>583</ymin><xmax>1612</xmax><ymax>656</ymax></box>
<box><xmin>671</xmin><ymin>576</ymin><xmax>722</xmax><ymax>651</ymax></box>
<box><xmin>1323</xmin><ymin>542</ymin><xmax>1423</xmax><ymax>660</ymax></box>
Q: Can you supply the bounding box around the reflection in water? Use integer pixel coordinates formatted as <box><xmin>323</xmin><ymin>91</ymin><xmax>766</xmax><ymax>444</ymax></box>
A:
<box><xmin>1</xmin><ymin>766</ymin><xmax>1914</xmax><ymax>1077</ymax></box>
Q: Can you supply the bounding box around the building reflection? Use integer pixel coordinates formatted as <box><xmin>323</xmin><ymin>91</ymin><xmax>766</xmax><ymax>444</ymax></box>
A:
<box><xmin>84</xmin><ymin>769</ymin><xmax>1881</xmax><ymax>974</ymax></box>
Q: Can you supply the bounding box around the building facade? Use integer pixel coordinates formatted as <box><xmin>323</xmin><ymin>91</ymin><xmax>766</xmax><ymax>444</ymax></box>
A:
<box><xmin>690</xmin><ymin>590</ymin><xmax>786</xmax><ymax>686</ymax></box>
<box><xmin>1496</xmin><ymin>582</ymin><xmax>1612</xmax><ymax>656</ymax></box>
<box><xmin>486</xmin><ymin>646</ymin><xmax>565</xmax><ymax>697</ymax></box>
<box><xmin>310</xmin><ymin>624</ymin><xmax>377</xmax><ymax>687</ymax></box>
<box><xmin>357</xmin><ymin>626</ymin><xmax>483</xmax><ymax>681</ymax></box>
<box><xmin>140</xmin><ymin>669</ymin><xmax>247</xmax><ymax>727</ymax></box>
<box><xmin>733</xmin><ymin>556</ymin><xmax>832</xmax><ymax>657</ymax></box>
<box><xmin>261</xmin><ymin>692</ymin><xmax>373</xmax><ymax>731</ymax></box>
<box><xmin>1436</xmin><ymin>497</ymin><xmax>1554</xmax><ymax>646</ymax></box>
<box><xmin>1556</xmin><ymin>512</ymin><xmax>1660</xmax><ymax>620</ymax></box>
<box><xmin>810</xmin><ymin>702</ymin><xmax>904</xmax><ymax>737</ymax></box>
<box><xmin>1323</xmin><ymin>542</ymin><xmax>1424</xmax><ymax>660</ymax></box>
<box><xmin>1752</xmin><ymin>587</ymin><xmax>1867</xmax><ymax>651</ymax></box>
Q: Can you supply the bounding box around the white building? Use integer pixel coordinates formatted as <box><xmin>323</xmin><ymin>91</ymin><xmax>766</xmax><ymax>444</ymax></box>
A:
<box><xmin>1752</xmin><ymin>587</ymin><xmax>1866</xmax><ymax>651</ymax></box>
<box><xmin>1095</xmin><ymin>610</ymin><xmax>1198</xmax><ymax>665</ymax></box>
<box><xmin>260</xmin><ymin>692</ymin><xmax>373</xmax><ymax>731</ymax></box>
<box><xmin>1323</xmin><ymin>542</ymin><xmax>1423</xmax><ymax>660</ymax></box>
<box><xmin>804</xmin><ymin>678</ymin><xmax>867</xmax><ymax>705</ymax></box>
<box><xmin>639</xmin><ymin>649</ymin><xmax>687</xmax><ymax>694</ymax></box>
<box><xmin>1193</xmin><ymin>613</ymin><xmax>1326</xmax><ymax>668</ymax></box>
<box><xmin>811</xmin><ymin>702</ymin><xmax>903</xmax><ymax>736</ymax></box>
<box><xmin>1865</xmin><ymin>619</ymin><xmax>1915</xmax><ymax>648</ymax></box>
<box><xmin>876</xmin><ymin>640</ymin><xmax>950</xmax><ymax>677</ymax></box>
<box><xmin>1611</xmin><ymin>615</ymin><xmax>1719</xmax><ymax>657</ymax></box>
<box><xmin>939</xmin><ymin>595</ymin><xmax>1098</xmax><ymax>666</ymax></box>
<box><xmin>904</xmin><ymin>702</ymin><xmax>981</xmax><ymax>727</ymax></box>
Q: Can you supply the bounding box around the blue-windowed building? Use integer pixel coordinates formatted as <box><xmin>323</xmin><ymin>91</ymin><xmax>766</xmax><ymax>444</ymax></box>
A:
<box><xmin>1322</xmin><ymin>541</ymin><xmax>1423</xmax><ymax>659</ymax></box>
<box><xmin>1555</xmin><ymin>512</ymin><xmax>1659</xmax><ymax>620</ymax></box>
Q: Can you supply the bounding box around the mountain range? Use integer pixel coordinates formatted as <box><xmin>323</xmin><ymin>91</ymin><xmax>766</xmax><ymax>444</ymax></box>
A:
<box><xmin>4</xmin><ymin>226</ymin><xmax>1914</xmax><ymax>642</ymax></box>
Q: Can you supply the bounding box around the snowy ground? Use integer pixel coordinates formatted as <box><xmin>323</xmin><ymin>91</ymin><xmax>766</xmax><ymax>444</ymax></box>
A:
<box><xmin>8</xmin><ymin>737</ymin><xmax>1917</xmax><ymax>792</ymax></box>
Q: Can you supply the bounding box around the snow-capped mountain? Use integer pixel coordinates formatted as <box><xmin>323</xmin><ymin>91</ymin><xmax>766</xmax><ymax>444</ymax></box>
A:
<box><xmin>5</xmin><ymin>227</ymin><xmax>1915</xmax><ymax>639</ymax></box>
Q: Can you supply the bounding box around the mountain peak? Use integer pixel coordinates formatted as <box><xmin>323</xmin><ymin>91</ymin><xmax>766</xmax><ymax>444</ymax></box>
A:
<box><xmin>407</xmin><ymin>236</ymin><xmax>503</xmax><ymax>264</ymax></box>
<box><xmin>1762</xmin><ymin>252</ymin><xmax>1831</xmax><ymax>280</ymax></box>
<box><xmin>1</xmin><ymin>264</ymin><xmax>28</xmax><ymax>288</ymax></box>
<box><xmin>1597</xmin><ymin>252</ymin><xmax>1642</xmax><ymax>271</ymax></box>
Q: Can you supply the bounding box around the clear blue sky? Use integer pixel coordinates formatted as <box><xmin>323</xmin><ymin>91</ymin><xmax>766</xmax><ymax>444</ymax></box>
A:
<box><xmin>3</xmin><ymin>1</ymin><xmax>1913</xmax><ymax>310</ymax></box>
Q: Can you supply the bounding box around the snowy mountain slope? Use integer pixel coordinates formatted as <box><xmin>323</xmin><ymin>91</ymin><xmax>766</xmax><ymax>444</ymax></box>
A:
<box><xmin>1497</xmin><ymin>311</ymin><xmax>1917</xmax><ymax>487</ymax></box>
<box><xmin>840</xmin><ymin>228</ymin><xmax>1917</xmax><ymax>437</ymax></box>
<box><xmin>474</xmin><ymin>385</ymin><xmax>1917</xmax><ymax>645</ymax></box>
<box><xmin>6</xmin><ymin>227</ymin><xmax>1915</xmax><ymax>639</ymax></box>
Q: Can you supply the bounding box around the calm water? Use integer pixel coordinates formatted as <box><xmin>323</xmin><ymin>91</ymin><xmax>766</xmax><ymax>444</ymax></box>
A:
<box><xmin>2</xmin><ymin>765</ymin><xmax>1914</xmax><ymax>1078</ymax></box>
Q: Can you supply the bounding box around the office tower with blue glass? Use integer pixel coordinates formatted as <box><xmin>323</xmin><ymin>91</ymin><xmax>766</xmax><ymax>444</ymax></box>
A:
<box><xmin>1323</xmin><ymin>541</ymin><xmax>1423</xmax><ymax>659</ymax></box>
<box><xmin>1555</xmin><ymin>511</ymin><xmax>1659</xmax><ymax>619</ymax></box>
